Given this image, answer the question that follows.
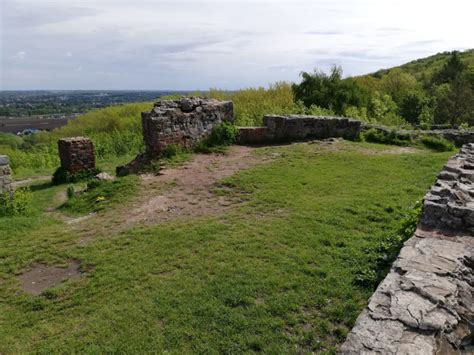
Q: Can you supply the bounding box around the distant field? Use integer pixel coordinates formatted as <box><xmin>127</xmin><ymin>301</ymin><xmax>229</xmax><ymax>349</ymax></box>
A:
<box><xmin>0</xmin><ymin>117</ymin><xmax>73</xmax><ymax>134</ymax></box>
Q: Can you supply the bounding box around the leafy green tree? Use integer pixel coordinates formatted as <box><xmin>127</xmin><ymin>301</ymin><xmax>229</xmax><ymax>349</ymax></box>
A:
<box><xmin>434</xmin><ymin>76</ymin><xmax>474</xmax><ymax>126</ymax></box>
<box><xmin>398</xmin><ymin>91</ymin><xmax>429</xmax><ymax>124</ymax></box>
<box><xmin>292</xmin><ymin>65</ymin><xmax>371</xmax><ymax>115</ymax></box>
<box><xmin>369</xmin><ymin>91</ymin><xmax>398</xmax><ymax>120</ymax></box>
<box><xmin>380</xmin><ymin>69</ymin><xmax>419</xmax><ymax>104</ymax></box>
<box><xmin>431</xmin><ymin>51</ymin><xmax>466</xmax><ymax>85</ymax></box>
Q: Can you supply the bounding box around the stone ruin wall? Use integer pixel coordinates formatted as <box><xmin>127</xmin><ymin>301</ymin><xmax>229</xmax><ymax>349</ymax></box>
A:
<box><xmin>340</xmin><ymin>143</ymin><xmax>474</xmax><ymax>354</ymax></box>
<box><xmin>361</xmin><ymin>123</ymin><xmax>474</xmax><ymax>147</ymax></box>
<box><xmin>58</xmin><ymin>137</ymin><xmax>96</xmax><ymax>174</ymax></box>
<box><xmin>0</xmin><ymin>155</ymin><xmax>12</xmax><ymax>194</ymax></box>
<box><xmin>238</xmin><ymin>115</ymin><xmax>361</xmax><ymax>144</ymax></box>
<box><xmin>142</xmin><ymin>97</ymin><xmax>233</xmax><ymax>157</ymax></box>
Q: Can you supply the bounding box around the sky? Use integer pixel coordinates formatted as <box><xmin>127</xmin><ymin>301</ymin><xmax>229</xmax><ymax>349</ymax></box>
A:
<box><xmin>1</xmin><ymin>0</ymin><xmax>473</xmax><ymax>90</ymax></box>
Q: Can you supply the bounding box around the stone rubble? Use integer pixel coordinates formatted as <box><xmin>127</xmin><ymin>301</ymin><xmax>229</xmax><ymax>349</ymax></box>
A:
<box><xmin>340</xmin><ymin>144</ymin><xmax>474</xmax><ymax>355</ymax></box>
<box><xmin>0</xmin><ymin>155</ymin><xmax>12</xmax><ymax>194</ymax></box>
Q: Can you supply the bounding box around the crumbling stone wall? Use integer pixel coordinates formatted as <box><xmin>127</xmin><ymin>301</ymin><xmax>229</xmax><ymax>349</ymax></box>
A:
<box><xmin>142</xmin><ymin>97</ymin><xmax>233</xmax><ymax>156</ymax></box>
<box><xmin>421</xmin><ymin>143</ymin><xmax>474</xmax><ymax>233</ymax></box>
<box><xmin>58</xmin><ymin>137</ymin><xmax>96</xmax><ymax>174</ymax></box>
<box><xmin>340</xmin><ymin>144</ymin><xmax>474</xmax><ymax>354</ymax></box>
<box><xmin>361</xmin><ymin>123</ymin><xmax>474</xmax><ymax>147</ymax></box>
<box><xmin>238</xmin><ymin>115</ymin><xmax>361</xmax><ymax>144</ymax></box>
<box><xmin>0</xmin><ymin>155</ymin><xmax>12</xmax><ymax>194</ymax></box>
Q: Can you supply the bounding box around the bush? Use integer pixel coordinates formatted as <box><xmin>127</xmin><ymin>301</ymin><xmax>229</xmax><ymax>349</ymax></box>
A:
<box><xmin>362</xmin><ymin>128</ymin><xmax>412</xmax><ymax>146</ymax></box>
<box><xmin>161</xmin><ymin>144</ymin><xmax>184</xmax><ymax>159</ymax></box>
<box><xmin>66</xmin><ymin>184</ymin><xmax>75</xmax><ymax>199</ymax></box>
<box><xmin>0</xmin><ymin>187</ymin><xmax>33</xmax><ymax>217</ymax></box>
<box><xmin>420</xmin><ymin>135</ymin><xmax>455</xmax><ymax>152</ymax></box>
<box><xmin>208</xmin><ymin>122</ymin><xmax>238</xmax><ymax>146</ymax></box>
<box><xmin>194</xmin><ymin>122</ymin><xmax>238</xmax><ymax>154</ymax></box>
<box><xmin>52</xmin><ymin>166</ymin><xmax>101</xmax><ymax>185</ymax></box>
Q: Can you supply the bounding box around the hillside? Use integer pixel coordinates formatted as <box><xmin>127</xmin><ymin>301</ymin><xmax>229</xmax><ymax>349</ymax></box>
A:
<box><xmin>369</xmin><ymin>49</ymin><xmax>474</xmax><ymax>81</ymax></box>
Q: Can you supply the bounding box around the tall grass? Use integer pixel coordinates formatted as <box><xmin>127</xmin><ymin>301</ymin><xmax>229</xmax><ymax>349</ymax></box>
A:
<box><xmin>0</xmin><ymin>103</ymin><xmax>152</xmax><ymax>177</ymax></box>
<box><xmin>1</xmin><ymin>82</ymin><xmax>414</xmax><ymax>178</ymax></box>
<box><xmin>193</xmin><ymin>82</ymin><xmax>334</xmax><ymax>126</ymax></box>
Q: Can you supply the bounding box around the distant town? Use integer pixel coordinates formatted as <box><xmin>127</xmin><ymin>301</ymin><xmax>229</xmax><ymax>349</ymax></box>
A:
<box><xmin>0</xmin><ymin>90</ymin><xmax>187</xmax><ymax>134</ymax></box>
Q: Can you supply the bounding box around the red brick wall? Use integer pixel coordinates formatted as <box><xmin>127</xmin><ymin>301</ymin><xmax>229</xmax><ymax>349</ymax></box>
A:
<box><xmin>58</xmin><ymin>137</ymin><xmax>96</xmax><ymax>174</ymax></box>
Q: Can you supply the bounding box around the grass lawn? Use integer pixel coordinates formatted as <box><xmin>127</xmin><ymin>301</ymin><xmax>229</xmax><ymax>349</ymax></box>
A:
<box><xmin>0</xmin><ymin>142</ymin><xmax>452</xmax><ymax>353</ymax></box>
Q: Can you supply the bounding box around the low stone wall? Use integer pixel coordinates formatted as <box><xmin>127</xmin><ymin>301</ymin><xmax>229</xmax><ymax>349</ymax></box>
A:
<box><xmin>238</xmin><ymin>115</ymin><xmax>361</xmax><ymax>144</ymax></box>
<box><xmin>58</xmin><ymin>137</ymin><xmax>96</xmax><ymax>174</ymax></box>
<box><xmin>361</xmin><ymin>123</ymin><xmax>474</xmax><ymax>147</ymax></box>
<box><xmin>142</xmin><ymin>97</ymin><xmax>233</xmax><ymax>157</ymax></box>
<box><xmin>0</xmin><ymin>155</ymin><xmax>12</xmax><ymax>194</ymax></box>
<box><xmin>421</xmin><ymin>144</ymin><xmax>474</xmax><ymax>233</ymax></box>
<box><xmin>340</xmin><ymin>144</ymin><xmax>474</xmax><ymax>354</ymax></box>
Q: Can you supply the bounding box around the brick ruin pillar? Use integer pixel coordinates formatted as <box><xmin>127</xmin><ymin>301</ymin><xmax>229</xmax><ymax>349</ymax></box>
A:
<box><xmin>0</xmin><ymin>155</ymin><xmax>12</xmax><ymax>194</ymax></box>
<box><xmin>58</xmin><ymin>137</ymin><xmax>96</xmax><ymax>174</ymax></box>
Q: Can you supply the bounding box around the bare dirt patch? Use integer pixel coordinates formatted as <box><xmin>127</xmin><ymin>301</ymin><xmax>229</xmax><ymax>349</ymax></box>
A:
<box><xmin>19</xmin><ymin>260</ymin><xmax>82</xmax><ymax>295</ymax></box>
<box><xmin>127</xmin><ymin>145</ymin><xmax>267</xmax><ymax>225</ymax></box>
<box><xmin>384</xmin><ymin>146</ymin><xmax>423</xmax><ymax>154</ymax></box>
<box><xmin>311</xmin><ymin>139</ymin><xmax>423</xmax><ymax>155</ymax></box>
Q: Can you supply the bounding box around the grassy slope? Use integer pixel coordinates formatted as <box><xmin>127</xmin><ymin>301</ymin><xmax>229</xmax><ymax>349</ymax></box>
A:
<box><xmin>0</xmin><ymin>142</ymin><xmax>452</xmax><ymax>353</ymax></box>
<box><xmin>370</xmin><ymin>48</ymin><xmax>474</xmax><ymax>81</ymax></box>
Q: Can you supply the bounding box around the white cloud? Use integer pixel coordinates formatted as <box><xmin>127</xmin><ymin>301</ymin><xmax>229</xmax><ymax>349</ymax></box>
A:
<box><xmin>13</xmin><ymin>51</ymin><xmax>27</xmax><ymax>60</ymax></box>
<box><xmin>74</xmin><ymin>65</ymin><xmax>83</xmax><ymax>72</ymax></box>
<box><xmin>1</xmin><ymin>0</ymin><xmax>473</xmax><ymax>89</ymax></box>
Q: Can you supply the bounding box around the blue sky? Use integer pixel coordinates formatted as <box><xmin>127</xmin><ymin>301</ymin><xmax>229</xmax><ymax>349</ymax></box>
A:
<box><xmin>1</xmin><ymin>0</ymin><xmax>473</xmax><ymax>90</ymax></box>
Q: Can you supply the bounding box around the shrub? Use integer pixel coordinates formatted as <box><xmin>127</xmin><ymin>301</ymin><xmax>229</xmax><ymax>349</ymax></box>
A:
<box><xmin>66</xmin><ymin>184</ymin><xmax>75</xmax><ymax>199</ymax></box>
<box><xmin>194</xmin><ymin>122</ymin><xmax>238</xmax><ymax>154</ymax></box>
<box><xmin>420</xmin><ymin>136</ymin><xmax>455</xmax><ymax>152</ymax></box>
<box><xmin>208</xmin><ymin>122</ymin><xmax>238</xmax><ymax>146</ymax></box>
<box><xmin>0</xmin><ymin>187</ymin><xmax>33</xmax><ymax>217</ymax></box>
<box><xmin>362</xmin><ymin>128</ymin><xmax>412</xmax><ymax>146</ymax></box>
<box><xmin>52</xmin><ymin>167</ymin><xmax>101</xmax><ymax>185</ymax></box>
<box><xmin>161</xmin><ymin>144</ymin><xmax>183</xmax><ymax>159</ymax></box>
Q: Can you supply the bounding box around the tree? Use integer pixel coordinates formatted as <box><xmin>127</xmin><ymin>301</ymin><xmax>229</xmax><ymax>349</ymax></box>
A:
<box><xmin>369</xmin><ymin>91</ymin><xmax>398</xmax><ymax>120</ymax></box>
<box><xmin>292</xmin><ymin>65</ymin><xmax>371</xmax><ymax>115</ymax></box>
<box><xmin>431</xmin><ymin>51</ymin><xmax>466</xmax><ymax>85</ymax></box>
<box><xmin>380</xmin><ymin>69</ymin><xmax>419</xmax><ymax>104</ymax></box>
<box><xmin>398</xmin><ymin>91</ymin><xmax>428</xmax><ymax>124</ymax></box>
<box><xmin>431</xmin><ymin>52</ymin><xmax>474</xmax><ymax>126</ymax></box>
<box><xmin>434</xmin><ymin>77</ymin><xmax>474</xmax><ymax>126</ymax></box>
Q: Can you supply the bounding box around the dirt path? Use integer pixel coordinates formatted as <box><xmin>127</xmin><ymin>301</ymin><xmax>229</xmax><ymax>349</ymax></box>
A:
<box><xmin>68</xmin><ymin>140</ymin><xmax>423</xmax><ymax>241</ymax></box>
<box><xmin>126</xmin><ymin>145</ymin><xmax>265</xmax><ymax>225</ymax></box>
<box><xmin>65</xmin><ymin>145</ymin><xmax>279</xmax><ymax>247</ymax></box>
<box><xmin>12</xmin><ymin>175</ymin><xmax>51</xmax><ymax>189</ymax></box>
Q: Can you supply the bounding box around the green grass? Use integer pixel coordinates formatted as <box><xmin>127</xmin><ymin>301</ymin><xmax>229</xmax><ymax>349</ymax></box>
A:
<box><xmin>420</xmin><ymin>135</ymin><xmax>455</xmax><ymax>152</ymax></box>
<box><xmin>60</xmin><ymin>175</ymin><xmax>139</xmax><ymax>216</ymax></box>
<box><xmin>0</xmin><ymin>142</ymin><xmax>452</xmax><ymax>353</ymax></box>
